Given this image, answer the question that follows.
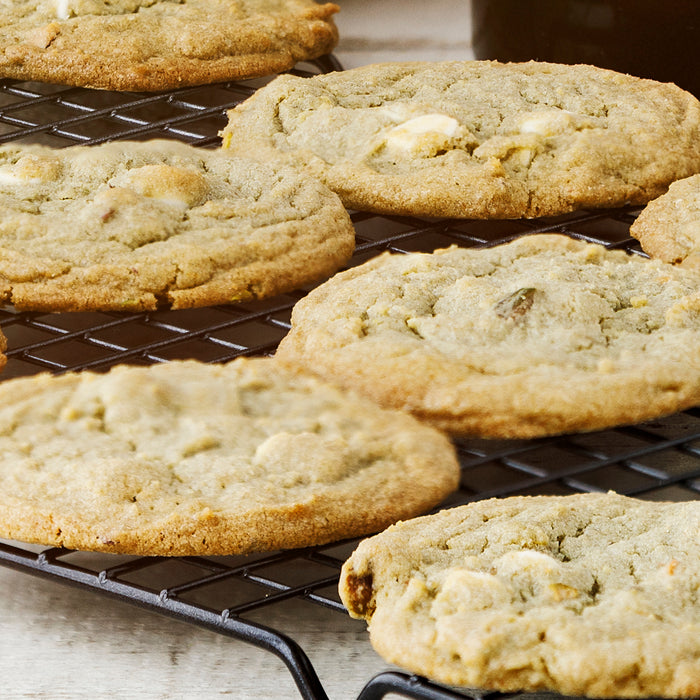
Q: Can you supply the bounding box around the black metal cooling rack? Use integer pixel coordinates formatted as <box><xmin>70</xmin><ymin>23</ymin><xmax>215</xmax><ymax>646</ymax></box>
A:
<box><xmin>0</xmin><ymin>60</ymin><xmax>699</xmax><ymax>700</ymax></box>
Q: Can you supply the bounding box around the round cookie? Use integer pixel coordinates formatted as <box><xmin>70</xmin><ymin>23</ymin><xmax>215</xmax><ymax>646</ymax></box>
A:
<box><xmin>630</xmin><ymin>173</ymin><xmax>700</xmax><ymax>270</ymax></box>
<box><xmin>339</xmin><ymin>492</ymin><xmax>700</xmax><ymax>698</ymax></box>
<box><xmin>0</xmin><ymin>139</ymin><xmax>355</xmax><ymax>312</ymax></box>
<box><xmin>221</xmin><ymin>60</ymin><xmax>700</xmax><ymax>218</ymax></box>
<box><xmin>276</xmin><ymin>234</ymin><xmax>700</xmax><ymax>438</ymax></box>
<box><xmin>0</xmin><ymin>0</ymin><xmax>339</xmax><ymax>91</ymax></box>
<box><xmin>0</xmin><ymin>357</ymin><xmax>459</xmax><ymax>556</ymax></box>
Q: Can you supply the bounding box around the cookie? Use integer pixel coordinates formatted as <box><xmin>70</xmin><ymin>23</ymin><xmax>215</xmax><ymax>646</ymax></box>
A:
<box><xmin>630</xmin><ymin>174</ymin><xmax>700</xmax><ymax>270</ymax></box>
<box><xmin>339</xmin><ymin>492</ymin><xmax>700</xmax><ymax>698</ymax></box>
<box><xmin>276</xmin><ymin>234</ymin><xmax>700</xmax><ymax>438</ymax></box>
<box><xmin>220</xmin><ymin>60</ymin><xmax>700</xmax><ymax>218</ymax></box>
<box><xmin>0</xmin><ymin>0</ymin><xmax>339</xmax><ymax>91</ymax></box>
<box><xmin>0</xmin><ymin>330</ymin><xmax>8</xmax><ymax>375</ymax></box>
<box><xmin>0</xmin><ymin>357</ymin><xmax>459</xmax><ymax>556</ymax></box>
<box><xmin>0</xmin><ymin>139</ymin><xmax>355</xmax><ymax>312</ymax></box>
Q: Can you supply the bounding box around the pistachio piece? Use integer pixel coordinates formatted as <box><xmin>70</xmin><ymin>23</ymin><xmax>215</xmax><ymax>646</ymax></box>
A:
<box><xmin>494</xmin><ymin>287</ymin><xmax>536</xmax><ymax>319</ymax></box>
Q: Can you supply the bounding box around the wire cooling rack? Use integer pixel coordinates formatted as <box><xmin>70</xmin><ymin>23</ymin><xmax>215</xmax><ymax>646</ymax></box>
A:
<box><xmin>0</xmin><ymin>59</ymin><xmax>699</xmax><ymax>700</ymax></box>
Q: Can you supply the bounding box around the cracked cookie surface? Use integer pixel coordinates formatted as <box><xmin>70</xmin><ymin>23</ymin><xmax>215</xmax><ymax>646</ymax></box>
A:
<box><xmin>0</xmin><ymin>357</ymin><xmax>459</xmax><ymax>555</ymax></box>
<box><xmin>0</xmin><ymin>139</ymin><xmax>354</xmax><ymax>311</ymax></box>
<box><xmin>276</xmin><ymin>234</ymin><xmax>700</xmax><ymax>437</ymax></box>
<box><xmin>630</xmin><ymin>174</ymin><xmax>700</xmax><ymax>270</ymax></box>
<box><xmin>339</xmin><ymin>492</ymin><xmax>700</xmax><ymax>698</ymax></box>
<box><xmin>221</xmin><ymin>60</ymin><xmax>700</xmax><ymax>218</ymax></box>
<box><xmin>0</xmin><ymin>0</ymin><xmax>339</xmax><ymax>90</ymax></box>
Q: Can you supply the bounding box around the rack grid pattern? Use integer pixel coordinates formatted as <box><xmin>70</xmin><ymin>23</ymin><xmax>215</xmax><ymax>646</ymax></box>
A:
<box><xmin>0</xmin><ymin>62</ymin><xmax>698</xmax><ymax>700</ymax></box>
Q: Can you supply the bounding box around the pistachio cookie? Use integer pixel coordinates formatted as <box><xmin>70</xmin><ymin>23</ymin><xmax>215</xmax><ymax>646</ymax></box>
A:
<box><xmin>630</xmin><ymin>174</ymin><xmax>700</xmax><ymax>270</ymax></box>
<box><xmin>221</xmin><ymin>60</ymin><xmax>700</xmax><ymax>218</ymax></box>
<box><xmin>0</xmin><ymin>0</ymin><xmax>339</xmax><ymax>91</ymax></box>
<box><xmin>340</xmin><ymin>492</ymin><xmax>700</xmax><ymax>698</ymax></box>
<box><xmin>276</xmin><ymin>234</ymin><xmax>700</xmax><ymax>438</ymax></box>
<box><xmin>0</xmin><ymin>357</ymin><xmax>459</xmax><ymax>555</ymax></box>
<box><xmin>0</xmin><ymin>139</ymin><xmax>354</xmax><ymax>311</ymax></box>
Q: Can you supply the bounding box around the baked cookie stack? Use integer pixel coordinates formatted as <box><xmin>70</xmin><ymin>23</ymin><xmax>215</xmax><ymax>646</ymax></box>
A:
<box><xmin>221</xmin><ymin>59</ymin><xmax>700</xmax><ymax>697</ymax></box>
<box><xmin>0</xmin><ymin>16</ymin><xmax>464</xmax><ymax>561</ymax></box>
<box><xmin>0</xmin><ymin>9</ymin><xmax>697</xmax><ymax>696</ymax></box>
<box><xmin>219</xmin><ymin>59</ymin><xmax>700</xmax><ymax>440</ymax></box>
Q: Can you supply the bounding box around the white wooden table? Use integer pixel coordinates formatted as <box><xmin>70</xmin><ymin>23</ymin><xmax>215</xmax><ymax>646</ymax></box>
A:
<box><xmin>0</xmin><ymin>2</ymin><xmax>474</xmax><ymax>698</ymax></box>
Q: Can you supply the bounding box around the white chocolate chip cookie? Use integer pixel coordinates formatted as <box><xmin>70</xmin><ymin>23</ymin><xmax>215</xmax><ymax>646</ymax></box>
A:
<box><xmin>0</xmin><ymin>357</ymin><xmax>459</xmax><ymax>555</ymax></box>
<box><xmin>630</xmin><ymin>173</ymin><xmax>700</xmax><ymax>270</ymax></box>
<box><xmin>276</xmin><ymin>234</ymin><xmax>700</xmax><ymax>438</ymax></box>
<box><xmin>0</xmin><ymin>0</ymin><xmax>339</xmax><ymax>91</ymax></box>
<box><xmin>340</xmin><ymin>492</ymin><xmax>700</xmax><ymax>698</ymax></box>
<box><xmin>0</xmin><ymin>139</ymin><xmax>355</xmax><ymax>312</ymax></box>
<box><xmin>221</xmin><ymin>60</ymin><xmax>700</xmax><ymax>218</ymax></box>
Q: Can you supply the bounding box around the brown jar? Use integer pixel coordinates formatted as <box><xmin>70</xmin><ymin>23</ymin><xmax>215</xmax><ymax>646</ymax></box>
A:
<box><xmin>471</xmin><ymin>0</ymin><xmax>700</xmax><ymax>97</ymax></box>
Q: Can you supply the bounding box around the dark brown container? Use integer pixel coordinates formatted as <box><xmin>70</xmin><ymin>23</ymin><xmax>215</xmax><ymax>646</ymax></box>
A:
<box><xmin>471</xmin><ymin>0</ymin><xmax>700</xmax><ymax>97</ymax></box>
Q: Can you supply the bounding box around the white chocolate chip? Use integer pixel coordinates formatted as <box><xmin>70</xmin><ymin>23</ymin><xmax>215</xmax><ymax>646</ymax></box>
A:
<box><xmin>254</xmin><ymin>432</ymin><xmax>350</xmax><ymax>485</ymax></box>
<box><xmin>114</xmin><ymin>164</ymin><xmax>209</xmax><ymax>208</ymax></box>
<box><xmin>383</xmin><ymin>113</ymin><xmax>462</xmax><ymax>155</ymax></box>
<box><xmin>519</xmin><ymin>110</ymin><xmax>575</xmax><ymax>137</ymax></box>
<box><xmin>597</xmin><ymin>357</ymin><xmax>616</xmax><ymax>374</ymax></box>
<box><xmin>0</xmin><ymin>169</ymin><xmax>29</xmax><ymax>186</ymax></box>
<box><xmin>433</xmin><ymin>569</ymin><xmax>512</xmax><ymax>615</ymax></box>
<box><xmin>0</xmin><ymin>155</ymin><xmax>62</xmax><ymax>185</ymax></box>
<box><xmin>387</xmin><ymin>113</ymin><xmax>460</xmax><ymax>139</ymax></box>
<box><xmin>54</xmin><ymin>0</ymin><xmax>72</xmax><ymax>20</ymax></box>
<box><xmin>495</xmin><ymin>549</ymin><xmax>561</xmax><ymax>575</ymax></box>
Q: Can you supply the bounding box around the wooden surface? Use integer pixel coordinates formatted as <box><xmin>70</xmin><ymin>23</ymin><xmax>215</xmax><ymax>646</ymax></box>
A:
<box><xmin>0</xmin><ymin>2</ymin><xmax>474</xmax><ymax>699</ymax></box>
<box><xmin>0</xmin><ymin>564</ymin><xmax>386</xmax><ymax>699</ymax></box>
